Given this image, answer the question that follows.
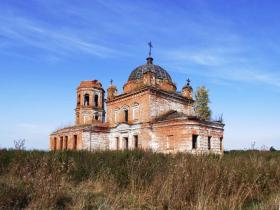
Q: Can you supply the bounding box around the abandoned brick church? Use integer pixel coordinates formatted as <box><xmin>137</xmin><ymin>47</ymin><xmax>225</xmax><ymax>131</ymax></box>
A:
<box><xmin>50</xmin><ymin>51</ymin><xmax>225</xmax><ymax>154</ymax></box>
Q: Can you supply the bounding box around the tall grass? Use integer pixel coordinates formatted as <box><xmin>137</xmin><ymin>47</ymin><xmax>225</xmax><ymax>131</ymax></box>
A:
<box><xmin>0</xmin><ymin>149</ymin><xmax>280</xmax><ymax>209</ymax></box>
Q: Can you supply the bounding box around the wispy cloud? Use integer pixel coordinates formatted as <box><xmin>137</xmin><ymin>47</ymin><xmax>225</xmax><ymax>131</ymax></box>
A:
<box><xmin>0</xmin><ymin>14</ymin><xmax>119</xmax><ymax>59</ymax></box>
<box><xmin>0</xmin><ymin>0</ymin><xmax>279</xmax><ymax>89</ymax></box>
<box><xmin>226</xmin><ymin>68</ymin><xmax>280</xmax><ymax>88</ymax></box>
<box><xmin>160</xmin><ymin>46</ymin><xmax>280</xmax><ymax>88</ymax></box>
<box><xmin>16</xmin><ymin>123</ymin><xmax>40</xmax><ymax>130</ymax></box>
<box><xmin>162</xmin><ymin>47</ymin><xmax>243</xmax><ymax>66</ymax></box>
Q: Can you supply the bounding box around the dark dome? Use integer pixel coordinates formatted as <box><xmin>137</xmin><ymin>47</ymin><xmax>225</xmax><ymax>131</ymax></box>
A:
<box><xmin>128</xmin><ymin>57</ymin><xmax>172</xmax><ymax>82</ymax></box>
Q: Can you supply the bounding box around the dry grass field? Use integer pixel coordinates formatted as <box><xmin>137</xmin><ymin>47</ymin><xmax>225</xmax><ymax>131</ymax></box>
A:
<box><xmin>0</xmin><ymin>149</ymin><xmax>280</xmax><ymax>209</ymax></box>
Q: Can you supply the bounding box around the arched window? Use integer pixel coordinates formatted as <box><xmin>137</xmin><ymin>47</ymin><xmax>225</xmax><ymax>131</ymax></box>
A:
<box><xmin>77</xmin><ymin>94</ymin><xmax>81</xmax><ymax>105</ymax></box>
<box><xmin>84</xmin><ymin>94</ymin><xmax>89</xmax><ymax>106</ymax></box>
<box><xmin>94</xmin><ymin>95</ymin><xmax>99</xmax><ymax>107</ymax></box>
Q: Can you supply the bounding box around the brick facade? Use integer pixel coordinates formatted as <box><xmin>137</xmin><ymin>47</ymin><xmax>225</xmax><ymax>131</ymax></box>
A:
<box><xmin>50</xmin><ymin>56</ymin><xmax>224</xmax><ymax>154</ymax></box>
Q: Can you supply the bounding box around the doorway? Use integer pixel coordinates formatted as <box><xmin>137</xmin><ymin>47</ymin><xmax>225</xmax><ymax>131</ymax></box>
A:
<box><xmin>123</xmin><ymin>137</ymin><xmax>129</xmax><ymax>150</ymax></box>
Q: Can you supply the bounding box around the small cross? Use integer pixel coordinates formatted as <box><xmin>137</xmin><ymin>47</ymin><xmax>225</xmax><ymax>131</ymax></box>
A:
<box><xmin>187</xmin><ymin>78</ymin><xmax>191</xmax><ymax>85</ymax></box>
<box><xmin>148</xmin><ymin>41</ymin><xmax>153</xmax><ymax>57</ymax></box>
<box><xmin>110</xmin><ymin>79</ymin><xmax>113</xmax><ymax>85</ymax></box>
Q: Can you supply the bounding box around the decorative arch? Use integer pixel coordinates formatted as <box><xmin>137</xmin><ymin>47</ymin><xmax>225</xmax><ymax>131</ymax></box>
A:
<box><xmin>131</xmin><ymin>102</ymin><xmax>139</xmax><ymax>107</ymax></box>
<box><xmin>114</xmin><ymin>107</ymin><xmax>120</xmax><ymax>111</ymax></box>
<box><xmin>121</xmin><ymin>105</ymin><xmax>129</xmax><ymax>110</ymax></box>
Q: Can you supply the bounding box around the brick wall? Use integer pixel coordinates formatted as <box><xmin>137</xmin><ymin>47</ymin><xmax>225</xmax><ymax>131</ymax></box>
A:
<box><xmin>106</xmin><ymin>90</ymin><xmax>151</xmax><ymax>126</ymax></box>
<box><xmin>106</xmin><ymin>88</ymin><xmax>194</xmax><ymax>126</ymax></box>
<box><xmin>50</xmin><ymin>127</ymin><xmax>84</xmax><ymax>151</ymax></box>
<box><xmin>82</xmin><ymin>131</ymin><xmax>109</xmax><ymax>151</ymax></box>
<box><xmin>149</xmin><ymin>92</ymin><xmax>194</xmax><ymax>118</ymax></box>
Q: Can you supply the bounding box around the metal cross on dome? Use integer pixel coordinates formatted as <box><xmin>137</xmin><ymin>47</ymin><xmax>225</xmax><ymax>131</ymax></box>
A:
<box><xmin>187</xmin><ymin>78</ymin><xmax>191</xmax><ymax>86</ymax></box>
<box><xmin>148</xmin><ymin>41</ymin><xmax>153</xmax><ymax>57</ymax></box>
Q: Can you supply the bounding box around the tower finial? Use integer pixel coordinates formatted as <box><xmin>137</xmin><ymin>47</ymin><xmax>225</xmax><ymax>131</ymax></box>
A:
<box><xmin>110</xmin><ymin>79</ymin><xmax>113</xmax><ymax>85</ymax></box>
<box><xmin>148</xmin><ymin>41</ymin><xmax>153</xmax><ymax>57</ymax></box>
<box><xmin>187</xmin><ymin>78</ymin><xmax>191</xmax><ymax>86</ymax></box>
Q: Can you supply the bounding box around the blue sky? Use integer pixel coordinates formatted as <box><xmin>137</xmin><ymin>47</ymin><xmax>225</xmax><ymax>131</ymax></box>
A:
<box><xmin>0</xmin><ymin>0</ymin><xmax>279</xmax><ymax>150</ymax></box>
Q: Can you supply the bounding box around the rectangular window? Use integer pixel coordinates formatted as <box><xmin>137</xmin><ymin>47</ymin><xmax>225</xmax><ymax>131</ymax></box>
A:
<box><xmin>220</xmin><ymin>137</ymin><xmax>223</xmax><ymax>151</ymax></box>
<box><xmin>192</xmin><ymin>135</ymin><xmax>198</xmax><ymax>149</ymax></box>
<box><xmin>133</xmin><ymin>107</ymin><xmax>139</xmax><ymax>120</ymax></box>
<box><xmin>95</xmin><ymin>114</ymin><xmax>99</xmax><ymax>121</ymax></box>
<box><xmin>116</xmin><ymin>137</ymin><xmax>119</xmax><ymax>150</ymax></box>
<box><xmin>208</xmin><ymin>136</ymin><xmax>212</xmax><ymax>150</ymax></box>
<box><xmin>124</xmin><ymin>110</ymin><xmax>128</xmax><ymax>123</ymax></box>
<box><xmin>134</xmin><ymin>135</ymin><xmax>138</xmax><ymax>149</ymax></box>
<box><xmin>167</xmin><ymin>135</ymin><xmax>174</xmax><ymax>150</ymax></box>
<box><xmin>124</xmin><ymin>137</ymin><xmax>129</xmax><ymax>150</ymax></box>
<box><xmin>83</xmin><ymin>115</ymin><xmax>87</xmax><ymax>124</ymax></box>
<box><xmin>59</xmin><ymin>137</ymin><xmax>63</xmax><ymax>150</ymax></box>
<box><xmin>65</xmin><ymin>136</ymin><xmax>68</xmax><ymax>150</ymax></box>
<box><xmin>94</xmin><ymin>95</ymin><xmax>99</xmax><ymax>107</ymax></box>
<box><xmin>77</xmin><ymin>94</ymin><xmax>81</xmax><ymax>106</ymax></box>
<box><xmin>114</xmin><ymin>110</ymin><xmax>118</xmax><ymax>123</ymax></box>
<box><xmin>73</xmin><ymin>135</ymin><xmax>77</xmax><ymax>150</ymax></box>
<box><xmin>53</xmin><ymin>137</ymin><xmax>57</xmax><ymax>150</ymax></box>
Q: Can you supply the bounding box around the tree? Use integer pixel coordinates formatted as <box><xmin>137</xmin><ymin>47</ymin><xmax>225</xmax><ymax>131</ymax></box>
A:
<box><xmin>269</xmin><ymin>146</ymin><xmax>277</xmax><ymax>152</ymax></box>
<box><xmin>194</xmin><ymin>86</ymin><xmax>211</xmax><ymax>120</ymax></box>
<box><xmin>14</xmin><ymin>139</ymin><xmax>26</xmax><ymax>150</ymax></box>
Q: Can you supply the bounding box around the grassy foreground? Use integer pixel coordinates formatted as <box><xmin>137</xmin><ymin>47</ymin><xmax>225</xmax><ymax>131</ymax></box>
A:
<box><xmin>0</xmin><ymin>150</ymin><xmax>280</xmax><ymax>210</ymax></box>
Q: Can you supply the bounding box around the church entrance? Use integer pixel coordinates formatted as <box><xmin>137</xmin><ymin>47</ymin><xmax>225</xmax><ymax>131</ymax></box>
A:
<box><xmin>123</xmin><ymin>137</ymin><xmax>129</xmax><ymax>150</ymax></box>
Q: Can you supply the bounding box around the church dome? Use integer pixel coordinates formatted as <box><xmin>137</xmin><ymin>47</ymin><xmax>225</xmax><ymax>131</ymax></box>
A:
<box><xmin>128</xmin><ymin>57</ymin><xmax>172</xmax><ymax>82</ymax></box>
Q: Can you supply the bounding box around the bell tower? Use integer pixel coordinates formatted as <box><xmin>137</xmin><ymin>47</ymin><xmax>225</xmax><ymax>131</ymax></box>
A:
<box><xmin>75</xmin><ymin>80</ymin><xmax>105</xmax><ymax>125</ymax></box>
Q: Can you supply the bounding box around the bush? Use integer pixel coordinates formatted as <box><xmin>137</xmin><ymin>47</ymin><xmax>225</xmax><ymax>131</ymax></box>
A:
<box><xmin>0</xmin><ymin>181</ymin><xmax>30</xmax><ymax>209</ymax></box>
